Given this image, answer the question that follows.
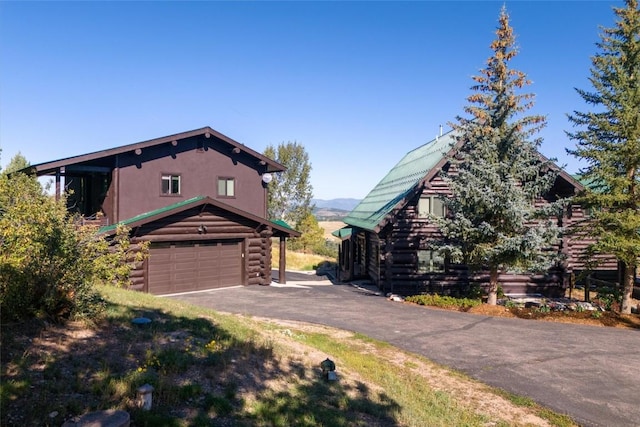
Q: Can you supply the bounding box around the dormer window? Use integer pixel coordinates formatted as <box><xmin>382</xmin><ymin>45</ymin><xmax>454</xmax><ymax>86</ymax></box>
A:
<box><xmin>161</xmin><ymin>174</ymin><xmax>181</xmax><ymax>195</ymax></box>
<box><xmin>218</xmin><ymin>177</ymin><xmax>235</xmax><ymax>197</ymax></box>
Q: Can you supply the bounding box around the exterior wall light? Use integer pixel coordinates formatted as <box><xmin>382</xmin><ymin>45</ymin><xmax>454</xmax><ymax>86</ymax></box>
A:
<box><xmin>262</xmin><ymin>173</ymin><xmax>273</xmax><ymax>184</ymax></box>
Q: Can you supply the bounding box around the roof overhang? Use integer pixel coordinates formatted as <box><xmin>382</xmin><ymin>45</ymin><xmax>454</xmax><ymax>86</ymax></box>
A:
<box><xmin>331</xmin><ymin>227</ymin><xmax>353</xmax><ymax>240</ymax></box>
<box><xmin>21</xmin><ymin>126</ymin><xmax>286</xmax><ymax>176</ymax></box>
<box><xmin>99</xmin><ymin>196</ymin><xmax>300</xmax><ymax>238</ymax></box>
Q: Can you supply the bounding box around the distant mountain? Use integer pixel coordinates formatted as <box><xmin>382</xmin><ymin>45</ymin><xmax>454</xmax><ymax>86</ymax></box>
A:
<box><xmin>312</xmin><ymin>198</ymin><xmax>361</xmax><ymax>211</ymax></box>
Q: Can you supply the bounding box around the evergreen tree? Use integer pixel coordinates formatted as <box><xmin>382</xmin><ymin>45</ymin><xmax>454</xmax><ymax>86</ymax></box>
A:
<box><xmin>2</xmin><ymin>152</ymin><xmax>30</xmax><ymax>175</ymax></box>
<box><xmin>434</xmin><ymin>6</ymin><xmax>562</xmax><ymax>305</ymax></box>
<box><xmin>264</xmin><ymin>141</ymin><xmax>314</xmax><ymax>227</ymax></box>
<box><xmin>566</xmin><ymin>0</ymin><xmax>640</xmax><ymax>314</ymax></box>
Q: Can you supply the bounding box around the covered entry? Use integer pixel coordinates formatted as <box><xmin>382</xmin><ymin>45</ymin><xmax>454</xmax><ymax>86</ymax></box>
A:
<box><xmin>148</xmin><ymin>240</ymin><xmax>242</xmax><ymax>295</ymax></box>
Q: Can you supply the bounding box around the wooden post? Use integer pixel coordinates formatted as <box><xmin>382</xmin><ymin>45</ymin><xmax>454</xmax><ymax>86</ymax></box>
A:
<box><xmin>279</xmin><ymin>236</ymin><xmax>286</xmax><ymax>284</ymax></box>
<box><xmin>585</xmin><ymin>274</ymin><xmax>592</xmax><ymax>302</ymax></box>
<box><xmin>55</xmin><ymin>168</ymin><xmax>61</xmax><ymax>201</ymax></box>
<box><xmin>569</xmin><ymin>272</ymin><xmax>575</xmax><ymax>300</ymax></box>
<box><xmin>385</xmin><ymin>237</ymin><xmax>393</xmax><ymax>294</ymax></box>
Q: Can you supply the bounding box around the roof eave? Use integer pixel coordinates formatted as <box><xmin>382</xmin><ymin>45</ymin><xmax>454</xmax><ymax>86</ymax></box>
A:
<box><xmin>100</xmin><ymin>196</ymin><xmax>300</xmax><ymax>238</ymax></box>
<box><xmin>24</xmin><ymin>126</ymin><xmax>286</xmax><ymax>175</ymax></box>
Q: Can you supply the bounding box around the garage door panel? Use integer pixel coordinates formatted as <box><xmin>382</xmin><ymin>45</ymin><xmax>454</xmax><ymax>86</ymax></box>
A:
<box><xmin>175</xmin><ymin>261</ymin><xmax>198</xmax><ymax>271</ymax></box>
<box><xmin>148</xmin><ymin>240</ymin><xmax>242</xmax><ymax>295</ymax></box>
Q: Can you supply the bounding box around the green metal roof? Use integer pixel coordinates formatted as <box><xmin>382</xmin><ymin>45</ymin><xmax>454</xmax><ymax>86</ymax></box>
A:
<box><xmin>99</xmin><ymin>196</ymin><xmax>206</xmax><ymax>233</ymax></box>
<box><xmin>331</xmin><ymin>227</ymin><xmax>352</xmax><ymax>239</ymax></box>
<box><xmin>99</xmin><ymin>196</ymin><xmax>300</xmax><ymax>237</ymax></box>
<box><xmin>343</xmin><ymin>130</ymin><xmax>457</xmax><ymax>231</ymax></box>
<box><xmin>571</xmin><ymin>173</ymin><xmax>601</xmax><ymax>191</ymax></box>
<box><xmin>271</xmin><ymin>219</ymin><xmax>295</xmax><ymax>230</ymax></box>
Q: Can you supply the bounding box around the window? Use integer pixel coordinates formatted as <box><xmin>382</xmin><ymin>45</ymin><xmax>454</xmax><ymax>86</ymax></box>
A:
<box><xmin>161</xmin><ymin>174</ymin><xmax>181</xmax><ymax>195</ymax></box>
<box><xmin>417</xmin><ymin>250</ymin><xmax>445</xmax><ymax>273</ymax></box>
<box><xmin>218</xmin><ymin>177</ymin><xmax>235</xmax><ymax>197</ymax></box>
<box><xmin>418</xmin><ymin>196</ymin><xmax>446</xmax><ymax>218</ymax></box>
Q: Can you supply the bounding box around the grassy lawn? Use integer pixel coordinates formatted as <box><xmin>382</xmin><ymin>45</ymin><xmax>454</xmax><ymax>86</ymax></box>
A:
<box><xmin>1</xmin><ymin>285</ymin><xmax>577</xmax><ymax>427</ymax></box>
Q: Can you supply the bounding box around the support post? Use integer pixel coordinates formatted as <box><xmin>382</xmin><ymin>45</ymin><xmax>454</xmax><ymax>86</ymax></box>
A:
<box><xmin>279</xmin><ymin>236</ymin><xmax>286</xmax><ymax>284</ymax></box>
<box><xmin>55</xmin><ymin>168</ymin><xmax>61</xmax><ymax>201</ymax></box>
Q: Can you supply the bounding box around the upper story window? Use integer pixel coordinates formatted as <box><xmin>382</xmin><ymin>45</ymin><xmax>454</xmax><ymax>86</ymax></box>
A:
<box><xmin>218</xmin><ymin>177</ymin><xmax>235</xmax><ymax>197</ymax></box>
<box><xmin>161</xmin><ymin>174</ymin><xmax>181</xmax><ymax>195</ymax></box>
<box><xmin>418</xmin><ymin>196</ymin><xmax>446</xmax><ymax>218</ymax></box>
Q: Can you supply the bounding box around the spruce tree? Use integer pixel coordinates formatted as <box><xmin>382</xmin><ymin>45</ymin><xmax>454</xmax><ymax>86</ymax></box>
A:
<box><xmin>435</xmin><ymin>6</ymin><xmax>562</xmax><ymax>305</ymax></box>
<box><xmin>566</xmin><ymin>0</ymin><xmax>640</xmax><ymax>314</ymax></box>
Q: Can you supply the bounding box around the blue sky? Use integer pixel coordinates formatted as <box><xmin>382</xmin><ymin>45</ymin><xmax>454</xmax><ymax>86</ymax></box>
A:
<box><xmin>0</xmin><ymin>1</ymin><xmax>623</xmax><ymax>199</ymax></box>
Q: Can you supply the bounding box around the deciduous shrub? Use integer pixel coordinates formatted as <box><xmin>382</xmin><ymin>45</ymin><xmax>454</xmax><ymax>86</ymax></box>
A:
<box><xmin>405</xmin><ymin>294</ymin><xmax>482</xmax><ymax>311</ymax></box>
<box><xmin>0</xmin><ymin>173</ymin><xmax>145</xmax><ymax>322</ymax></box>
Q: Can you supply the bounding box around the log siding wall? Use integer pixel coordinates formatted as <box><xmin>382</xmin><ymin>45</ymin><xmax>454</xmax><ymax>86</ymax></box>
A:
<box><xmin>357</xmin><ymin>172</ymin><xmax>619</xmax><ymax>296</ymax></box>
<box><xmin>124</xmin><ymin>204</ymin><xmax>274</xmax><ymax>291</ymax></box>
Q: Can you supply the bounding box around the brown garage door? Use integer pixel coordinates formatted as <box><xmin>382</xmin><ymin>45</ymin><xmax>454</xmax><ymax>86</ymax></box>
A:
<box><xmin>148</xmin><ymin>240</ymin><xmax>242</xmax><ymax>295</ymax></box>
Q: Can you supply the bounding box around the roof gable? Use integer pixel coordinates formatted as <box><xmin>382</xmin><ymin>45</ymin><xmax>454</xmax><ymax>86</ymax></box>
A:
<box><xmin>24</xmin><ymin>126</ymin><xmax>285</xmax><ymax>176</ymax></box>
<box><xmin>343</xmin><ymin>129</ymin><xmax>585</xmax><ymax>233</ymax></box>
<box><xmin>343</xmin><ymin>130</ymin><xmax>458</xmax><ymax>232</ymax></box>
<box><xmin>99</xmin><ymin>195</ymin><xmax>300</xmax><ymax>237</ymax></box>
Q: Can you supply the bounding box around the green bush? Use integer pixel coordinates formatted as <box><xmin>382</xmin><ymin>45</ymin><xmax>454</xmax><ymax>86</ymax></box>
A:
<box><xmin>405</xmin><ymin>294</ymin><xmax>482</xmax><ymax>310</ymax></box>
<box><xmin>0</xmin><ymin>173</ymin><xmax>144</xmax><ymax>322</ymax></box>
<box><xmin>465</xmin><ymin>284</ymin><xmax>484</xmax><ymax>299</ymax></box>
<box><xmin>595</xmin><ymin>286</ymin><xmax>621</xmax><ymax>311</ymax></box>
<box><xmin>311</xmin><ymin>239</ymin><xmax>338</xmax><ymax>258</ymax></box>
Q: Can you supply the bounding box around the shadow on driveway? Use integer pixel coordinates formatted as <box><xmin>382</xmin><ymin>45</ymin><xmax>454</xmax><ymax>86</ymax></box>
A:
<box><xmin>171</xmin><ymin>272</ymin><xmax>640</xmax><ymax>427</ymax></box>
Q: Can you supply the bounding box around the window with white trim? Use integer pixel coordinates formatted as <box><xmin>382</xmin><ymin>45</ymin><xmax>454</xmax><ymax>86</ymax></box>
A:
<box><xmin>161</xmin><ymin>174</ymin><xmax>181</xmax><ymax>195</ymax></box>
<box><xmin>217</xmin><ymin>177</ymin><xmax>235</xmax><ymax>197</ymax></box>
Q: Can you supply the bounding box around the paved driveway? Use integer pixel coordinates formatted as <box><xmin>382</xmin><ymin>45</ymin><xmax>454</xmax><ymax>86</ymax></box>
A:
<box><xmin>169</xmin><ymin>273</ymin><xmax>640</xmax><ymax>427</ymax></box>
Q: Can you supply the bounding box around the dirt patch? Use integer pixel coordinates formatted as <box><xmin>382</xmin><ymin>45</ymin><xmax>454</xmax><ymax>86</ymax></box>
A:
<box><xmin>466</xmin><ymin>303</ymin><xmax>640</xmax><ymax>328</ymax></box>
<box><xmin>460</xmin><ymin>288</ymin><xmax>640</xmax><ymax>329</ymax></box>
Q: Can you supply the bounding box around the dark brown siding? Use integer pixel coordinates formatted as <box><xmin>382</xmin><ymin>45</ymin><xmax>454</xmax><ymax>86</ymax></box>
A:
<box><xmin>366</xmin><ymin>234</ymin><xmax>381</xmax><ymax>285</ymax></box>
<box><xmin>126</xmin><ymin>204</ymin><xmax>274</xmax><ymax>293</ymax></box>
<box><xmin>564</xmin><ymin>204</ymin><xmax>618</xmax><ymax>273</ymax></box>
<box><xmin>147</xmin><ymin>240</ymin><xmax>242</xmax><ymax>295</ymax></box>
<box><xmin>115</xmin><ymin>135</ymin><xmax>267</xmax><ymax>221</ymax></box>
<box><xmin>369</xmin><ymin>173</ymin><xmax>589</xmax><ymax>297</ymax></box>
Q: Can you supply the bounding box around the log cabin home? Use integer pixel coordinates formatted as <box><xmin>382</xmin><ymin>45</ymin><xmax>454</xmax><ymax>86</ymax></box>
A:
<box><xmin>24</xmin><ymin>126</ymin><xmax>300</xmax><ymax>295</ymax></box>
<box><xmin>334</xmin><ymin>129</ymin><xmax>618</xmax><ymax>297</ymax></box>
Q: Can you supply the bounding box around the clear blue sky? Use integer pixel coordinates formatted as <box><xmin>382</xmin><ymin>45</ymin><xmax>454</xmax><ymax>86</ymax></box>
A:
<box><xmin>0</xmin><ymin>1</ymin><xmax>623</xmax><ymax>200</ymax></box>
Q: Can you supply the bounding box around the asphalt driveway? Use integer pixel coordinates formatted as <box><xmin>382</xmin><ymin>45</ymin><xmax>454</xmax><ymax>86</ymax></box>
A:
<box><xmin>169</xmin><ymin>272</ymin><xmax>640</xmax><ymax>427</ymax></box>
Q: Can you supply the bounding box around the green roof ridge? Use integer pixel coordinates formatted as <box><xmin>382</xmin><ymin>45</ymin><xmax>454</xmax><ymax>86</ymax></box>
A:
<box><xmin>343</xmin><ymin>130</ymin><xmax>457</xmax><ymax>231</ymax></box>
<box><xmin>99</xmin><ymin>196</ymin><xmax>206</xmax><ymax>233</ymax></box>
<box><xmin>271</xmin><ymin>219</ymin><xmax>295</xmax><ymax>230</ymax></box>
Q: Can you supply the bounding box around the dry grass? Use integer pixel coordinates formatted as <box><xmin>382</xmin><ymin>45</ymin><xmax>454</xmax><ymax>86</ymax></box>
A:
<box><xmin>318</xmin><ymin>221</ymin><xmax>346</xmax><ymax>241</ymax></box>
<box><xmin>1</xmin><ymin>285</ymin><xmax>578</xmax><ymax>427</ymax></box>
<box><xmin>272</xmin><ymin>246</ymin><xmax>335</xmax><ymax>271</ymax></box>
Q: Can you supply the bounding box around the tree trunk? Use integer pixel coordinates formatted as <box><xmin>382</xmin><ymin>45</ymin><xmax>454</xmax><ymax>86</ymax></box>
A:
<box><xmin>621</xmin><ymin>261</ymin><xmax>636</xmax><ymax>314</ymax></box>
<box><xmin>487</xmin><ymin>267</ymin><xmax>499</xmax><ymax>305</ymax></box>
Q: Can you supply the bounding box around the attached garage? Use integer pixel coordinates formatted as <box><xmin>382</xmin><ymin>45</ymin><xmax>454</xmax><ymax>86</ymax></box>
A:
<box><xmin>148</xmin><ymin>240</ymin><xmax>243</xmax><ymax>295</ymax></box>
<box><xmin>100</xmin><ymin>196</ymin><xmax>300</xmax><ymax>294</ymax></box>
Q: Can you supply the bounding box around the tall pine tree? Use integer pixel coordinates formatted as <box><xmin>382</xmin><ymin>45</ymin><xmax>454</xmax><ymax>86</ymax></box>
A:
<box><xmin>434</xmin><ymin>6</ymin><xmax>562</xmax><ymax>305</ymax></box>
<box><xmin>566</xmin><ymin>0</ymin><xmax>640</xmax><ymax>314</ymax></box>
